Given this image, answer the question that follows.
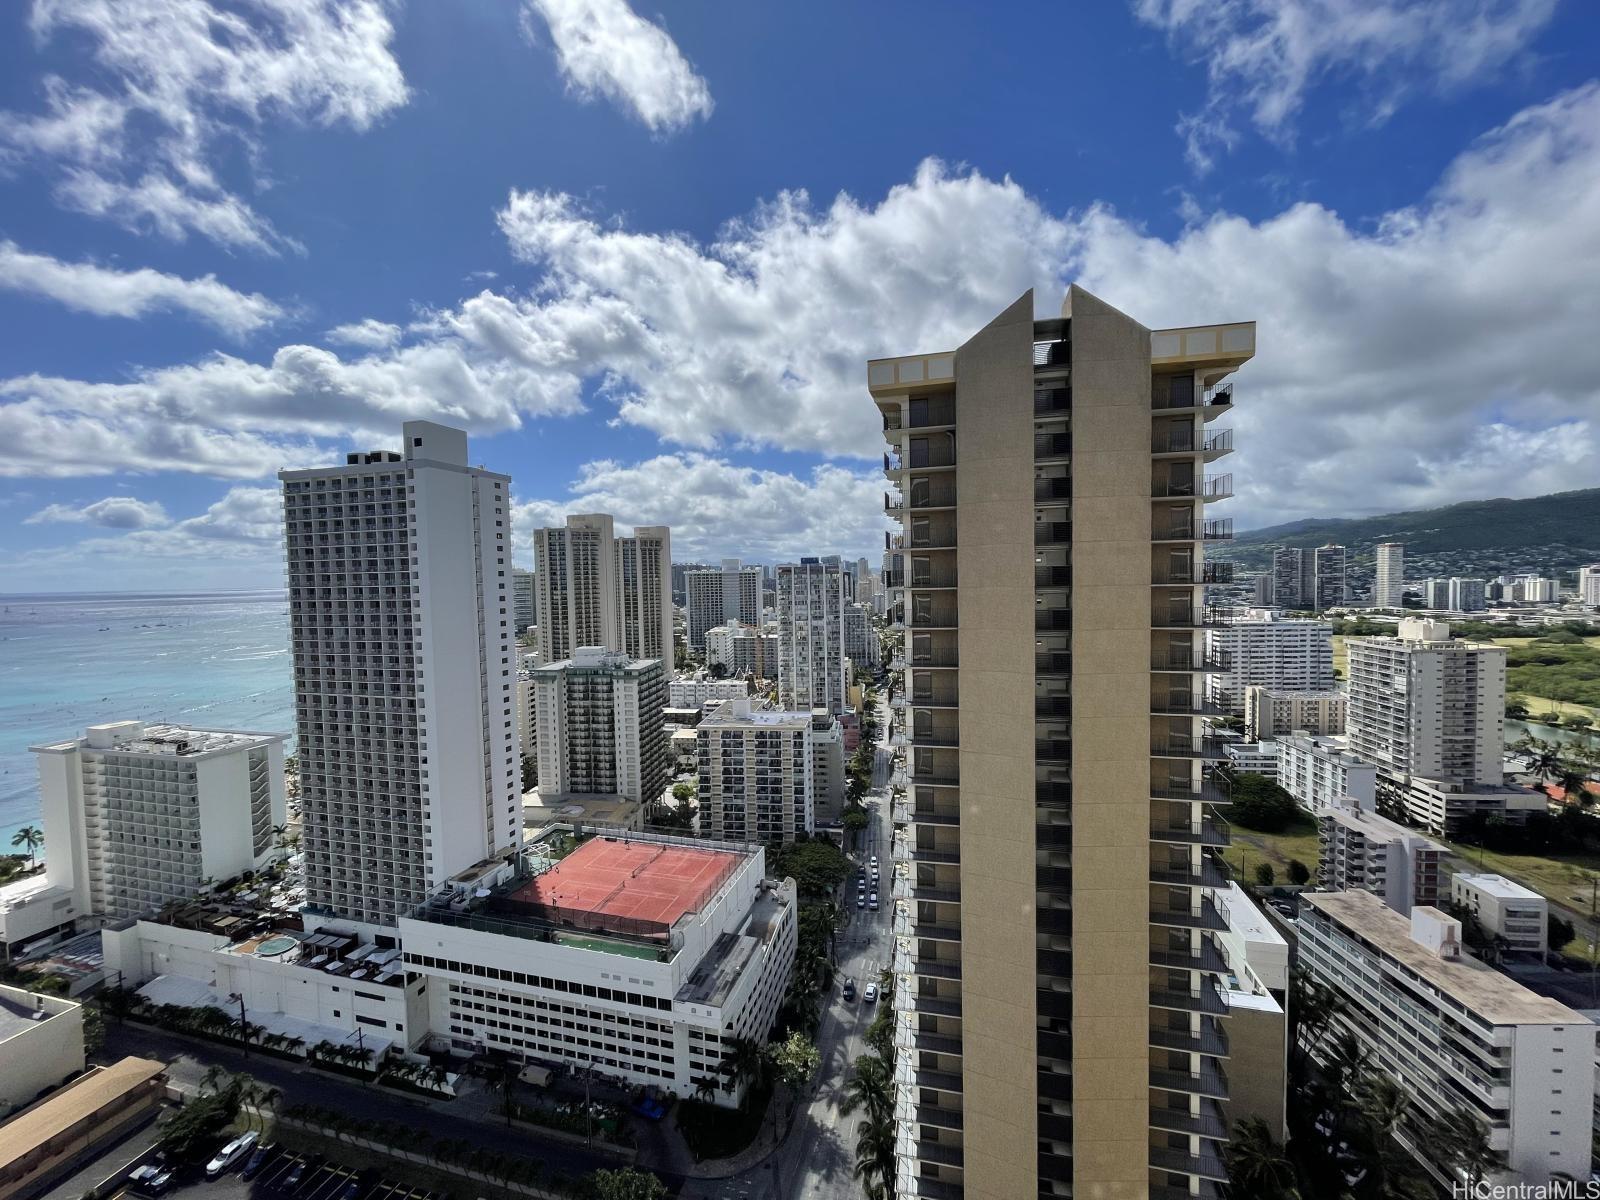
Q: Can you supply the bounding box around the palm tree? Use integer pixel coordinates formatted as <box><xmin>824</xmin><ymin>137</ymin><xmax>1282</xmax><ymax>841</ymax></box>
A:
<box><xmin>852</xmin><ymin>1113</ymin><xmax>896</xmax><ymax>1200</ymax></box>
<box><xmin>9</xmin><ymin>826</ymin><xmax>42</xmax><ymax>869</ymax></box>
<box><xmin>720</xmin><ymin>1036</ymin><xmax>770</xmax><ymax>1105</ymax></box>
<box><xmin>1435</xmin><ymin>1106</ymin><xmax>1503</xmax><ymax>1193</ymax></box>
<box><xmin>1224</xmin><ymin>1116</ymin><xmax>1298</xmax><ymax>1199</ymax></box>
<box><xmin>840</xmin><ymin>1054</ymin><xmax>893</xmax><ymax>1126</ymax></box>
<box><xmin>691</xmin><ymin>1075</ymin><xmax>719</xmax><ymax>1105</ymax></box>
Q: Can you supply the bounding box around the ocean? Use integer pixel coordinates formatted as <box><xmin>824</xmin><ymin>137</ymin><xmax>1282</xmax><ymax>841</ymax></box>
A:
<box><xmin>0</xmin><ymin>591</ymin><xmax>294</xmax><ymax>849</ymax></box>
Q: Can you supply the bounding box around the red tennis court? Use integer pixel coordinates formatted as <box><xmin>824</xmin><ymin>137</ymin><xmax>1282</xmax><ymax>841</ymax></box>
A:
<box><xmin>509</xmin><ymin>837</ymin><xmax>742</xmax><ymax>937</ymax></box>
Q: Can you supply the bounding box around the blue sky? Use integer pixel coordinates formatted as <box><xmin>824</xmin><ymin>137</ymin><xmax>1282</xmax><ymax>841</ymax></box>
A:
<box><xmin>1</xmin><ymin>0</ymin><xmax>1598</xmax><ymax>591</ymax></box>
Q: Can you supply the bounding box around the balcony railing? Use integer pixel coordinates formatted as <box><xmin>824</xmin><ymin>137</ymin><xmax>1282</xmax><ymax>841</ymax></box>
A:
<box><xmin>1034</xmin><ymin>476</ymin><xmax>1071</xmax><ymax>501</ymax></box>
<box><xmin>1151</xmin><ymin>649</ymin><xmax>1231</xmax><ymax>672</ymax></box>
<box><xmin>1034</xmin><ymin>387</ymin><xmax>1071</xmax><ymax>414</ymax></box>
<box><xmin>1034</xmin><ymin>433</ymin><xmax>1072</xmax><ymax>459</ymax></box>
<box><xmin>1033</xmin><ymin>339</ymin><xmax>1070</xmax><ymax>368</ymax></box>
<box><xmin>1035</xmin><ymin>610</ymin><xmax>1072</xmax><ymax>631</ymax></box>
<box><xmin>1035</xmin><ymin>564</ymin><xmax>1070</xmax><ymax>587</ymax></box>
<box><xmin>1035</xmin><ymin>521</ymin><xmax>1071</xmax><ymax>546</ymax></box>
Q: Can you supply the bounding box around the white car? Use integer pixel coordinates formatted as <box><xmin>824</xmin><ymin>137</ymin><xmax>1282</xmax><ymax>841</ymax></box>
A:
<box><xmin>864</xmin><ymin>982</ymin><xmax>879</xmax><ymax>1003</ymax></box>
<box><xmin>206</xmin><ymin>1131</ymin><xmax>258</xmax><ymax>1178</ymax></box>
<box><xmin>870</xmin><ymin>856</ymin><xmax>879</xmax><ymax>868</ymax></box>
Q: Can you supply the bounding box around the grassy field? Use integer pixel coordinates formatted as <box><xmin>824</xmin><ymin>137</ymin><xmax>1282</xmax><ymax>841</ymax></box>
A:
<box><xmin>1508</xmin><ymin>692</ymin><xmax>1600</xmax><ymax>723</ymax></box>
<box><xmin>1227</xmin><ymin>811</ymin><xmax>1323</xmax><ymax>885</ymax></box>
<box><xmin>1331</xmin><ymin>634</ymin><xmax>1347</xmax><ymax>678</ymax></box>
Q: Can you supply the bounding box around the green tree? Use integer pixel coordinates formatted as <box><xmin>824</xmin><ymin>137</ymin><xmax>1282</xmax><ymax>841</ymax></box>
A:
<box><xmin>82</xmin><ymin>1006</ymin><xmax>105</xmax><ymax>1056</ymax></box>
<box><xmin>10</xmin><ymin>826</ymin><xmax>42</xmax><ymax>869</ymax></box>
<box><xmin>1254</xmin><ymin>862</ymin><xmax>1276</xmax><ymax>888</ymax></box>
<box><xmin>840</xmin><ymin>1054</ymin><xmax>893</xmax><ymax>1127</ymax></box>
<box><xmin>842</xmin><ymin>808</ymin><xmax>869</xmax><ymax>849</ymax></box>
<box><xmin>721</xmin><ymin>1036</ymin><xmax>771</xmax><ymax>1104</ymax></box>
<box><xmin>770</xmin><ymin>1030</ymin><xmax>821</xmax><ymax>1129</ymax></box>
<box><xmin>1432</xmin><ymin>1107</ymin><xmax>1503</xmax><ymax>1193</ymax></box>
<box><xmin>521</xmin><ymin>755</ymin><xmax>536</xmax><ymax>791</ymax></box>
<box><xmin>1224</xmin><ymin>1116</ymin><xmax>1298</xmax><ymax>1199</ymax></box>
<box><xmin>766</xmin><ymin>838</ymin><xmax>852</xmax><ymax>897</ymax></box>
<box><xmin>590</xmin><ymin>1167</ymin><xmax>667</xmax><ymax>1200</ymax></box>
<box><xmin>1285</xmin><ymin>859</ymin><xmax>1311</xmax><ymax>886</ymax></box>
<box><xmin>1549</xmin><ymin>911</ymin><xmax>1576</xmax><ymax>952</ymax></box>
<box><xmin>1229</xmin><ymin>775</ymin><xmax>1299</xmax><ymax>832</ymax></box>
<box><xmin>852</xmin><ymin>1112</ymin><xmax>896</xmax><ymax>1200</ymax></box>
<box><xmin>156</xmin><ymin>1079</ymin><xmax>242</xmax><ymax>1163</ymax></box>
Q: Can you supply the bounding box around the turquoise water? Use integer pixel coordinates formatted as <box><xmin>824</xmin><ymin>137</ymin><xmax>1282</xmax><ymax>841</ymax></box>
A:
<box><xmin>0</xmin><ymin>591</ymin><xmax>294</xmax><ymax>850</ymax></box>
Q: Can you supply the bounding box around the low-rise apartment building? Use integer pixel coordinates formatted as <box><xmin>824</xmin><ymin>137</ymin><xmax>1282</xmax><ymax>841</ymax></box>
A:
<box><xmin>668</xmin><ymin>677</ymin><xmax>751</xmax><ymax>710</ymax></box>
<box><xmin>1277</xmin><ymin>732</ymin><xmax>1377</xmax><ymax>814</ymax></box>
<box><xmin>1317</xmin><ymin>805</ymin><xmax>1446</xmax><ymax>913</ymax></box>
<box><xmin>399</xmin><ymin>832</ymin><xmax>794</xmax><ymax>1105</ymax></box>
<box><xmin>1243</xmin><ymin>686</ymin><xmax>1346</xmax><ymax>740</ymax></box>
<box><xmin>1451</xmin><ymin>873</ymin><xmax>1548</xmax><ymax>956</ymax></box>
<box><xmin>0</xmin><ymin>984</ymin><xmax>85</xmax><ymax>1118</ymax></box>
<box><xmin>1223</xmin><ymin>740</ymin><xmax>1280</xmax><ymax>778</ymax></box>
<box><xmin>1299</xmin><ymin>891</ymin><xmax>1593</xmax><ymax>1185</ymax></box>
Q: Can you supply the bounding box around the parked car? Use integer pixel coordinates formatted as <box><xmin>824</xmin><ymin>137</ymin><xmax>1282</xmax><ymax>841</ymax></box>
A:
<box><xmin>870</xmin><ymin>855</ymin><xmax>879</xmax><ymax>868</ymax></box>
<box><xmin>856</xmin><ymin>895</ymin><xmax>865</xmax><ymax>909</ymax></box>
<box><xmin>130</xmin><ymin>1163</ymin><xmax>174</xmax><ymax>1196</ymax></box>
<box><xmin>206</xmin><ymin>1131</ymin><xmax>259</xmax><ymax>1178</ymax></box>
<box><xmin>864</xmin><ymin>982</ymin><xmax>879</xmax><ymax>1003</ymax></box>
<box><xmin>241</xmin><ymin>1142</ymin><xmax>277</xmax><ymax>1181</ymax></box>
<box><xmin>283</xmin><ymin>1155</ymin><xmax>317</xmax><ymax>1190</ymax></box>
<box><xmin>842</xmin><ymin>979</ymin><xmax>857</xmax><ymax>1001</ymax></box>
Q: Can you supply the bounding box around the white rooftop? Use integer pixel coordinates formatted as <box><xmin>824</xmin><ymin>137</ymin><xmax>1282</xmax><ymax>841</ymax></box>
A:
<box><xmin>1454</xmin><ymin>872</ymin><xmax>1542</xmax><ymax>901</ymax></box>
<box><xmin>31</xmin><ymin>721</ymin><xmax>282</xmax><ymax>758</ymax></box>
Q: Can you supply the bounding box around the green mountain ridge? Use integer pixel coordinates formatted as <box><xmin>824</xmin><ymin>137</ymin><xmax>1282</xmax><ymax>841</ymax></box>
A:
<box><xmin>1224</xmin><ymin>488</ymin><xmax>1600</xmax><ymax>571</ymax></box>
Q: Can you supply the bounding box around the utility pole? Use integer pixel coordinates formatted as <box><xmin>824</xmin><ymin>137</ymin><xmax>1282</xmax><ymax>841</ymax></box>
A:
<box><xmin>229</xmin><ymin>992</ymin><xmax>248</xmax><ymax>1059</ymax></box>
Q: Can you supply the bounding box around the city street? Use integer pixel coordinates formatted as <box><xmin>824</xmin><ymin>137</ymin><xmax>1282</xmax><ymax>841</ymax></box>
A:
<box><xmin>685</xmin><ymin>689</ymin><xmax>896</xmax><ymax>1200</ymax></box>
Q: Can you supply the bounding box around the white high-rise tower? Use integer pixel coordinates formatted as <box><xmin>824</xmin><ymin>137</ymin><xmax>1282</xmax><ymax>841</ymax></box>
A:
<box><xmin>776</xmin><ymin>556</ymin><xmax>847</xmax><ymax>713</ymax></box>
<box><xmin>1374</xmin><ymin>542</ymin><xmax>1405</xmax><ymax>608</ymax></box>
<box><xmin>280</xmin><ymin>421</ymin><xmax>519</xmax><ymax>928</ymax></box>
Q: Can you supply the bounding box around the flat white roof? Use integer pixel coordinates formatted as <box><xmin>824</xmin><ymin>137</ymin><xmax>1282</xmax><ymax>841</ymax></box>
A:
<box><xmin>1454</xmin><ymin>873</ymin><xmax>1542</xmax><ymax>901</ymax></box>
<box><xmin>1218</xmin><ymin>882</ymin><xmax>1286</xmax><ymax>947</ymax></box>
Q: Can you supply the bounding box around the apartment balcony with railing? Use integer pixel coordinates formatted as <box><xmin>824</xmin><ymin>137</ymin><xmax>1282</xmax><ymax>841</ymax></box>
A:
<box><xmin>1034</xmin><ymin>429</ymin><xmax>1072</xmax><ymax>461</ymax></box>
<box><xmin>1034</xmin><ymin>384</ymin><xmax>1071</xmax><ymax>415</ymax></box>
<box><xmin>1034</xmin><ymin>471</ymin><xmax>1070</xmax><ymax>502</ymax></box>
<box><xmin>909</xmin><ymin>711</ymin><xmax>959</xmax><ymax>748</ymax></box>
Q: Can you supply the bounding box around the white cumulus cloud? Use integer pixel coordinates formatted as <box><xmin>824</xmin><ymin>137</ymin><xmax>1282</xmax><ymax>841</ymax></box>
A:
<box><xmin>25</xmin><ymin>495</ymin><xmax>171</xmax><ymax>529</ymax></box>
<box><xmin>1</xmin><ymin>0</ymin><xmax>410</xmax><ymax>253</ymax></box>
<box><xmin>0</xmin><ymin>240</ymin><xmax>285</xmax><ymax>337</ymax></box>
<box><xmin>520</xmin><ymin>0</ymin><xmax>713</xmax><ymax>133</ymax></box>
<box><xmin>1133</xmin><ymin>0</ymin><xmax>1559</xmax><ymax>171</ymax></box>
<box><xmin>325</xmin><ymin>319</ymin><xmax>403</xmax><ymax>349</ymax></box>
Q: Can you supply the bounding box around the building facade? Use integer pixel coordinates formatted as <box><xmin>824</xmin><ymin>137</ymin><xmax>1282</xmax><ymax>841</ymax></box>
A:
<box><xmin>844</xmin><ymin>601</ymin><xmax>881</xmax><ymax>671</ymax></box>
<box><xmin>668</xmin><ymin>677</ymin><xmax>750</xmax><ymax>709</ymax></box>
<box><xmin>696</xmin><ymin>699</ymin><xmax>814</xmax><ymax>844</ymax></box>
<box><xmin>1448</xmin><ymin>577</ymin><xmax>1487</xmax><ymax>613</ymax></box>
<box><xmin>1450</xmin><ymin>873</ymin><xmax>1547</xmax><ymax>955</ymax></box>
<box><xmin>1579</xmin><ymin>565</ymin><xmax>1600</xmax><ymax>609</ymax></box>
<box><xmin>1316</xmin><ymin>805</ymin><xmax>1445</xmax><ymax>912</ymax></box>
<box><xmin>1313</xmin><ymin>544</ymin><xmax>1346</xmax><ymax>611</ymax></box>
<box><xmin>1299</xmin><ymin>891</ymin><xmax>1592</xmax><ymax>1184</ymax></box>
<box><xmin>685</xmin><ymin>560</ymin><xmax>763</xmax><ymax>651</ymax></box>
<box><xmin>1374</xmin><ymin>542</ymin><xmax>1405</xmax><ymax>608</ymax></box>
<box><xmin>30</xmin><ymin>721</ymin><xmax>285</xmax><ymax>922</ymax></box>
<box><xmin>1276</xmin><ymin>732</ymin><xmax>1377</xmax><ymax>814</ymax></box>
<box><xmin>0</xmin><ymin>984</ymin><xmax>85</xmax><ymax>1118</ymax></box>
<box><xmin>1270</xmin><ymin>547</ymin><xmax>1308</xmax><ymax>609</ymax></box>
<box><xmin>703</xmin><ymin>621</ymin><xmax>779</xmax><ymax>678</ymax></box>
<box><xmin>533</xmin><ymin>515</ymin><xmax>673</xmax><ymax>666</ymax></box>
<box><xmin>775</xmin><ymin>558</ymin><xmax>848</xmax><ymax>714</ymax></box>
<box><xmin>531</xmin><ymin>649</ymin><xmax>667</xmax><ymax>807</ymax></box>
<box><xmin>512</xmin><ymin>568</ymin><xmax>536</xmax><ymax>632</ymax></box>
<box><xmin>1242</xmin><ymin>686</ymin><xmax>1346</xmax><ymax>740</ymax></box>
<box><xmin>1204</xmin><ymin>608</ymin><xmax>1336</xmax><ymax>714</ymax></box>
<box><xmin>1346</xmin><ymin>618</ymin><xmax>1506</xmax><ymax>787</ymax></box>
<box><xmin>873</xmin><ymin>287</ymin><xmax>1254</xmax><ymax>1199</ymax></box>
<box><xmin>281</xmin><ymin>421</ymin><xmax>519</xmax><ymax>928</ymax></box>
<box><xmin>399</xmin><ymin>832</ymin><xmax>794</xmax><ymax>1106</ymax></box>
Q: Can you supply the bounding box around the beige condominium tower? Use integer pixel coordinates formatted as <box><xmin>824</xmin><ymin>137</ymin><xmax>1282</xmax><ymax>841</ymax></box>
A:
<box><xmin>873</xmin><ymin>286</ymin><xmax>1253</xmax><ymax>1200</ymax></box>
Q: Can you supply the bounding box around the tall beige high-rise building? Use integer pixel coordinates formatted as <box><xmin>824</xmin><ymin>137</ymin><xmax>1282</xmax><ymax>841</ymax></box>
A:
<box><xmin>1374</xmin><ymin>542</ymin><xmax>1405</xmax><ymax>608</ymax></box>
<box><xmin>873</xmin><ymin>287</ymin><xmax>1254</xmax><ymax>1200</ymax></box>
<box><xmin>533</xmin><ymin>515</ymin><xmax>673</xmax><ymax>666</ymax></box>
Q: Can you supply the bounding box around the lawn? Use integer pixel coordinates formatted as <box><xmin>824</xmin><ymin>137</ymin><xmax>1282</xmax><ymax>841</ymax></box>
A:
<box><xmin>1508</xmin><ymin>692</ymin><xmax>1600</xmax><ymax>723</ymax></box>
<box><xmin>1226</xmin><ymin>811</ymin><xmax>1323</xmax><ymax>885</ymax></box>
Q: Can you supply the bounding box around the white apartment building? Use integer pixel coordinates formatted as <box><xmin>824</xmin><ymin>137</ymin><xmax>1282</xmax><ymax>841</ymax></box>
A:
<box><xmin>1213</xmin><ymin>884</ymin><xmax>1288</xmax><ymax>1139</ymax></box>
<box><xmin>1204</xmin><ymin>607</ymin><xmax>1335</xmax><ymax>714</ymax></box>
<box><xmin>1423</xmin><ymin>578</ymin><xmax>1451</xmax><ymax>609</ymax></box>
<box><xmin>1451</xmin><ymin>874</ymin><xmax>1548</xmax><ymax>955</ymax></box>
<box><xmin>28</xmin><ymin>721</ymin><xmax>285</xmax><ymax>923</ymax></box>
<box><xmin>0</xmin><ymin>985</ymin><xmax>85</xmax><ymax>1117</ymax></box>
<box><xmin>512</xmin><ymin>568</ymin><xmax>536</xmax><ymax>632</ymax></box>
<box><xmin>697</xmin><ymin>699</ymin><xmax>815</xmax><ymax>844</ymax></box>
<box><xmin>282</xmin><ymin>421</ymin><xmax>519</xmax><ymax>929</ymax></box>
<box><xmin>1578</xmin><ymin>565</ymin><xmax>1600</xmax><ymax>609</ymax></box>
<box><xmin>533</xmin><ymin>515</ymin><xmax>674</xmax><ymax>667</ymax></box>
<box><xmin>1515</xmin><ymin>577</ymin><xmax>1559</xmax><ymax>604</ymax></box>
<box><xmin>1400</xmin><ymin>776</ymin><xmax>1546</xmax><ymax>837</ymax></box>
<box><xmin>1277</xmin><ymin>732</ymin><xmax>1377</xmax><ymax>814</ymax></box>
<box><xmin>1243</xmin><ymin>686</ymin><xmax>1346</xmax><ymax>740</ymax></box>
<box><xmin>1374</xmin><ymin>542</ymin><xmax>1405</xmax><ymax>608</ymax></box>
<box><xmin>843</xmin><ymin>602</ymin><xmax>880</xmax><ymax>670</ymax></box>
<box><xmin>531</xmin><ymin>649</ymin><xmax>667</xmax><ymax>806</ymax></box>
<box><xmin>1447</xmin><ymin>578</ymin><xmax>1487</xmax><ymax>613</ymax></box>
<box><xmin>704</xmin><ymin>621</ymin><xmax>779</xmax><ymax>678</ymax></box>
<box><xmin>399</xmin><ymin>832</ymin><xmax>795</xmax><ymax>1106</ymax></box>
<box><xmin>1223</xmin><ymin>741</ymin><xmax>1280</xmax><ymax>777</ymax></box>
<box><xmin>776</xmin><ymin>557</ymin><xmax>848</xmax><ymax>714</ymax></box>
<box><xmin>515</xmin><ymin>671</ymin><xmax>535</xmax><ymax>774</ymax></box>
<box><xmin>615</xmin><ymin>525</ymin><xmax>673</xmax><ymax>665</ymax></box>
<box><xmin>1299</xmin><ymin>891</ymin><xmax>1593</xmax><ymax>1184</ymax></box>
<box><xmin>809</xmin><ymin>710</ymin><xmax>846</xmax><ymax>827</ymax></box>
<box><xmin>1317</xmin><ymin>804</ymin><xmax>1445</xmax><ymax>912</ymax></box>
<box><xmin>685</xmin><ymin>560</ymin><xmax>763</xmax><ymax>651</ymax></box>
<box><xmin>668</xmin><ymin>677</ymin><xmax>751</xmax><ymax>709</ymax></box>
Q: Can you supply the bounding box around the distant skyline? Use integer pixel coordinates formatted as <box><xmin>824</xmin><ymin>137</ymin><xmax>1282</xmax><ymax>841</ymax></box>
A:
<box><xmin>2</xmin><ymin>0</ymin><xmax>1599</xmax><ymax>591</ymax></box>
